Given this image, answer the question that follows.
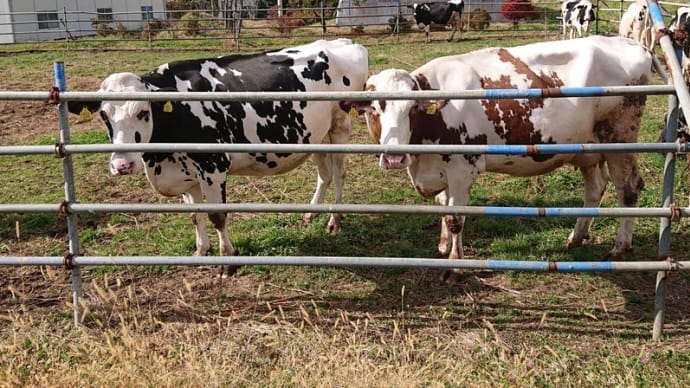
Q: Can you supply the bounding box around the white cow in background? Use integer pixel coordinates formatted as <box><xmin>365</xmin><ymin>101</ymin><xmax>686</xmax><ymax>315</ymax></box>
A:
<box><xmin>619</xmin><ymin>0</ymin><xmax>655</xmax><ymax>50</ymax></box>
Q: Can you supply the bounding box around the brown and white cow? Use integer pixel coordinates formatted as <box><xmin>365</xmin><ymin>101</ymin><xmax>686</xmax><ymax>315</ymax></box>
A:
<box><xmin>344</xmin><ymin>36</ymin><xmax>652</xmax><ymax>283</ymax></box>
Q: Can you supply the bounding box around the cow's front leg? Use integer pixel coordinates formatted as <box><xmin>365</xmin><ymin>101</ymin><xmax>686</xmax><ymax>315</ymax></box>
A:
<box><xmin>435</xmin><ymin>191</ymin><xmax>451</xmax><ymax>255</ymax></box>
<box><xmin>183</xmin><ymin>187</ymin><xmax>212</xmax><ymax>256</ymax></box>
<box><xmin>439</xmin><ymin>170</ymin><xmax>475</xmax><ymax>284</ymax></box>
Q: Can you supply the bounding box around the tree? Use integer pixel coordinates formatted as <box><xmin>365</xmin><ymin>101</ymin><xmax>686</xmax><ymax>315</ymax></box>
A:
<box><xmin>500</xmin><ymin>0</ymin><xmax>539</xmax><ymax>28</ymax></box>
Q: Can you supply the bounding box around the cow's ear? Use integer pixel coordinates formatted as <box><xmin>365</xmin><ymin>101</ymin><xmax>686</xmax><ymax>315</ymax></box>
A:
<box><xmin>67</xmin><ymin>101</ymin><xmax>101</xmax><ymax>117</ymax></box>
<box><xmin>418</xmin><ymin>100</ymin><xmax>448</xmax><ymax>115</ymax></box>
<box><xmin>339</xmin><ymin>100</ymin><xmax>371</xmax><ymax>115</ymax></box>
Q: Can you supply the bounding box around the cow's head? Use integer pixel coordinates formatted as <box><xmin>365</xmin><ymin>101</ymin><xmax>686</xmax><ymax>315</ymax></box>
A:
<box><xmin>68</xmin><ymin>72</ymin><xmax>161</xmax><ymax>176</ymax></box>
<box><xmin>340</xmin><ymin>69</ymin><xmax>447</xmax><ymax>170</ymax></box>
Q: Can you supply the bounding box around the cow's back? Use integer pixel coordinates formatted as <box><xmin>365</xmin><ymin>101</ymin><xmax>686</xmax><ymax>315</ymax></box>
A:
<box><xmin>144</xmin><ymin>39</ymin><xmax>368</xmax><ymax>176</ymax></box>
<box><xmin>411</xmin><ymin>36</ymin><xmax>651</xmax><ymax>174</ymax></box>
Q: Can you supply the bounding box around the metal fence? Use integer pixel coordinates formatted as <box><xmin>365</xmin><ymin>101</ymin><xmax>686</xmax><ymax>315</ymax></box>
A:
<box><xmin>4</xmin><ymin>0</ymin><xmax>678</xmax><ymax>48</ymax></box>
<box><xmin>1</xmin><ymin>1</ymin><xmax>689</xmax><ymax>340</ymax></box>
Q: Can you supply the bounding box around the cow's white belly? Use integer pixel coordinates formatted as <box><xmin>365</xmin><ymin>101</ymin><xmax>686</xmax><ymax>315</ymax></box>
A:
<box><xmin>228</xmin><ymin>152</ymin><xmax>312</xmax><ymax>176</ymax></box>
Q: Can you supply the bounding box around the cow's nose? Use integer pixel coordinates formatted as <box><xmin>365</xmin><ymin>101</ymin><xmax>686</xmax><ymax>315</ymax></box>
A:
<box><xmin>111</xmin><ymin>160</ymin><xmax>135</xmax><ymax>175</ymax></box>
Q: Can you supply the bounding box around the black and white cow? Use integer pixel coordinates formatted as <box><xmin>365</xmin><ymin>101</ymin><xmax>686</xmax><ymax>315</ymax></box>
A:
<box><xmin>668</xmin><ymin>7</ymin><xmax>690</xmax><ymax>84</ymax></box>
<box><xmin>408</xmin><ymin>0</ymin><xmax>464</xmax><ymax>43</ymax></box>
<box><xmin>618</xmin><ymin>0</ymin><xmax>654</xmax><ymax>50</ymax></box>
<box><xmin>561</xmin><ymin>0</ymin><xmax>597</xmax><ymax>39</ymax></box>
<box><xmin>344</xmin><ymin>36</ymin><xmax>652</xmax><ymax>283</ymax></box>
<box><xmin>68</xmin><ymin>39</ymin><xmax>368</xmax><ymax>272</ymax></box>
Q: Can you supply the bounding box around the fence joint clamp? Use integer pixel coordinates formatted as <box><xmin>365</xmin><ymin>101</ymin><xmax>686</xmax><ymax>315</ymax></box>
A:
<box><xmin>662</xmin><ymin>255</ymin><xmax>679</xmax><ymax>276</ymax></box>
<box><xmin>670</xmin><ymin>203</ymin><xmax>681</xmax><ymax>221</ymax></box>
<box><xmin>63</xmin><ymin>252</ymin><xmax>73</xmax><ymax>270</ymax></box>
<box><xmin>54</xmin><ymin>142</ymin><xmax>66</xmax><ymax>158</ymax></box>
<box><xmin>48</xmin><ymin>86</ymin><xmax>60</xmax><ymax>104</ymax></box>
<box><xmin>58</xmin><ymin>200</ymin><xmax>70</xmax><ymax>215</ymax></box>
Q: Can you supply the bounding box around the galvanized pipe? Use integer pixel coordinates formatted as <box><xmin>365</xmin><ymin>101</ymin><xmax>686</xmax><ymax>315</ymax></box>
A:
<box><xmin>0</xmin><ymin>255</ymin><xmax>685</xmax><ymax>272</ymax></box>
<box><xmin>647</xmin><ymin>0</ymin><xmax>689</xmax><ymax>341</ymax></box>
<box><xmin>0</xmin><ymin>84</ymin><xmax>675</xmax><ymax>102</ymax></box>
<box><xmin>54</xmin><ymin>62</ymin><xmax>83</xmax><ymax>326</ymax></box>
<box><xmin>1</xmin><ymin>202</ymin><xmax>689</xmax><ymax>218</ymax></box>
<box><xmin>1</xmin><ymin>141</ymin><xmax>688</xmax><ymax>156</ymax></box>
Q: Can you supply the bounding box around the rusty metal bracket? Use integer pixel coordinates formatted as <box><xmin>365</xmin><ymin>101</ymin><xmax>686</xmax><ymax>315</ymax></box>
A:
<box><xmin>670</xmin><ymin>203</ymin><xmax>681</xmax><ymax>221</ymax></box>
<box><xmin>660</xmin><ymin>255</ymin><xmax>679</xmax><ymax>277</ymax></box>
<box><xmin>58</xmin><ymin>200</ymin><xmax>70</xmax><ymax>215</ymax></box>
<box><xmin>48</xmin><ymin>86</ymin><xmax>60</xmax><ymax>104</ymax></box>
<box><xmin>63</xmin><ymin>252</ymin><xmax>73</xmax><ymax>270</ymax></box>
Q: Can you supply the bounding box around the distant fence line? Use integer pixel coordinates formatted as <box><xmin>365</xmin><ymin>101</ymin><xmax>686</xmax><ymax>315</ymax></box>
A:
<box><xmin>0</xmin><ymin>1</ymin><xmax>689</xmax><ymax>341</ymax></box>
<box><xmin>2</xmin><ymin>1</ymin><xmax>688</xmax><ymax>47</ymax></box>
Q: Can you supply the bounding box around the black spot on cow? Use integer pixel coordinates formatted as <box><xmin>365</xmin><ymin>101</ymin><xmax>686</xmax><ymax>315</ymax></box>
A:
<box><xmin>267</xmin><ymin>161</ymin><xmax>278</xmax><ymax>168</ymax></box>
<box><xmin>342</xmin><ymin>76</ymin><xmax>350</xmax><ymax>86</ymax></box>
<box><xmin>301</xmin><ymin>51</ymin><xmax>331</xmax><ymax>85</ymax></box>
<box><xmin>135</xmin><ymin>131</ymin><xmax>141</xmax><ymax>143</ymax></box>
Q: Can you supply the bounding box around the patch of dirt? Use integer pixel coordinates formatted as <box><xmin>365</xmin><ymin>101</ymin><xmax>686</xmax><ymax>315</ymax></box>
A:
<box><xmin>0</xmin><ymin>76</ymin><xmax>102</xmax><ymax>146</ymax></box>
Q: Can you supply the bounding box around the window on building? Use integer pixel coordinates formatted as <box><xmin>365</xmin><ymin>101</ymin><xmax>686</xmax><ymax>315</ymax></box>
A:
<box><xmin>96</xmin><ymin>8</ymin><xmax>113</xmax><ymax>22</ymax></box>
<box><xmin>37</xmin><ymin>11</ymin><xmax>59</xmax><ymax>29</ymax></box>
<box><xmin>141</xmin><ymin>6</ymin><xmax>154</xmax><ymax>20</ymax></box>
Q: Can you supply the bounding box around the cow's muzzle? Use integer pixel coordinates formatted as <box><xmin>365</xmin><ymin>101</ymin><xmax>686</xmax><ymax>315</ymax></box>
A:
<box><xmin>380</xmin><ymin>153</ymin><xmax>409</xmax><ymax>170</ymax></box>
<box><xmin>110</xmin><ymin>159</ymin><xmax>137</xmax><ymax>175</ymax></box>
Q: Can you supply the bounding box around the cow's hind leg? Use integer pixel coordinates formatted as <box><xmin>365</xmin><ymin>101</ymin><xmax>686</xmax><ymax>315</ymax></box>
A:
<box><xmin>566</xmin><ymin>161</ymin><xmax>609</xmax><ymax>249</ymax></box>
<box><xmin>605</xmin><ymin>153</ymin><xmax>644</xmax><ymax>258</ymax></box>
<box><xmin>303</xmin><ymin>110</ymin><xmax>350</xmax><ymax>233</ymax></box>
<box><xmin>200</xmin><ymin>177</ymin><xmax>237</xmax><ymax>277</ymax></box>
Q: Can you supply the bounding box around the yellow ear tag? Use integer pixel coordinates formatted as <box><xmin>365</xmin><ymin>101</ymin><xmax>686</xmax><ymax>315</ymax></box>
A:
<box><xmin>79</xmin><ymin>106</ymin><xmax>92</xmax><ymax>121</ymax></box>
<box><xmin>163</xmin><ymin>101</ymin><xmax>173</xmax><ymax>113</ymax></box>
<box><xmin>349</xmin><ymin>107</ymin><xmax>359</xmax><ymax>121</ymax></box>
<box><xmin>425</xmin><ymin>102</ymin><xmax>437</xmax><ymax>116</ymax></box>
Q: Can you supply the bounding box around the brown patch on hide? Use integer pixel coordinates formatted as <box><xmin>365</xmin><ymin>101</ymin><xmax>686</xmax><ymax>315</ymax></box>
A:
<box><xmin>480</xmin><ymin>49</ymin><xmax>565</xmax><ymax>162</ymax></box>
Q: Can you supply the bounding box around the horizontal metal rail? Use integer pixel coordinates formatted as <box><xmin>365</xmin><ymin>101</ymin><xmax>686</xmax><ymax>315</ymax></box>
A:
<box><xmin>0</xmin><ymin>256</ymin><xmax>684</xmax><ymax>272</ymax></box>
<box><xmin>1</xmin><ymin>142</ymin><xmax>688</xmax><ymax>156</ymax></box>
<box><xmin>1</xmin><ymin>203</ymin><xmax>688</xmax><ymax>218</ymax></box>
<box><xmin>0</xmin><ymin>85</ymin><xmax>676</xmax><ymax>103</ymax></box>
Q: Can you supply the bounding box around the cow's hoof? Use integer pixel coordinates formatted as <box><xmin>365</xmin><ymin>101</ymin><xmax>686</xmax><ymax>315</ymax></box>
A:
<box><xmin>218</xmin><ymin>265</ymin><xmax>239</xmax><ymax>278</ymax></box>
<box><xmin>326</xmin><ymin>215</ymin><xmax>342</xmax><ymax>234</ymax></box>
<box><xmin>440</xmin><ymin>269</ymin><xmax>464</xmax><ymax>284</ymax></box>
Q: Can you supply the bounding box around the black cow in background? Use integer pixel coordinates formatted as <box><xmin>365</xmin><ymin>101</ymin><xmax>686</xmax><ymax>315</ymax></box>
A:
<box><xmin>408</xmin><ymin>0</ymin><xmax>464</xmax><ymax>43</ymax></box>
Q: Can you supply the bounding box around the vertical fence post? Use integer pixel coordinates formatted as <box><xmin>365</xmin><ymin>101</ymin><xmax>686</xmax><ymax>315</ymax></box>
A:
<box><xmin>53</xmin><ymin>62</ymin><xmax>83</xmax><ymax>326</ymax></box>
<box><xmin>653</xmin><ymin>92</ymin><xmax>679</xmax><ymax>340</ymax></box>
<box><xmin>320</xmin><ymin>1</ymin><xmax>326</xmax><ymax>39</ymax></box>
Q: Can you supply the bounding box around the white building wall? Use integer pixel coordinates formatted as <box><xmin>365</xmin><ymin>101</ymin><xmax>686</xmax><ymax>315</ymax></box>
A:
<box><xmin>1</xmin><ymin>0</ymin><xmax>166</xmax><ymax>43</ymax></box>
<box><xmin>0</xmin><ymin>1</ymin><xmax>13</xmax><ymax>43</ymax></box>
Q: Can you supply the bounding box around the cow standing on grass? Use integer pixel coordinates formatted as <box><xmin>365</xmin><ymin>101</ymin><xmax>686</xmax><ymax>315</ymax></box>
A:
<box><xmin>619</xmin><ymin>0</ymin><xmax>654</xmax><ymax>50</ymax></box>
<box><xmin>409</xmin><ymin>0</ymin><xmax>464</xmax><ymax>43</ymax></box>
<box><xmin>561</xmin><ymin>0</ymin><xmax>597</xmax><ymax>39</ymax></box>
<box><xmin>343</xmin><ymin>36</ymin><xmax>653</xmax><ymax>283</ymax></box>
<box><xmin>68</xmin><ymin>39</ymin><xmax>368</xmax><ymax>276</ymax></box>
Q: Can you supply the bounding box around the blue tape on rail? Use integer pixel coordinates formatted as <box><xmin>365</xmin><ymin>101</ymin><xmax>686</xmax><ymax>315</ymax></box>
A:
<box><xmin>53</xmin><ymin>62</ymin><xmax>66</xmax><ymax>92</ymax></box>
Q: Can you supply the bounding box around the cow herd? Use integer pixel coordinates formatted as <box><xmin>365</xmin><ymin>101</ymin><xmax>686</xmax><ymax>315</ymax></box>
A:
<box><xmin>67</xmin><ymin>2</ymin><xmax>688</xmax><ymax>282</ymax></box>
